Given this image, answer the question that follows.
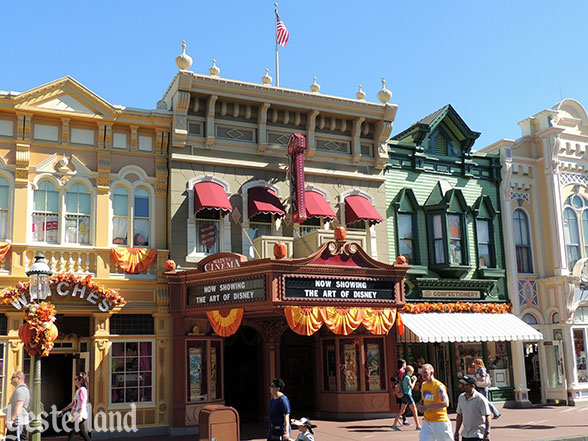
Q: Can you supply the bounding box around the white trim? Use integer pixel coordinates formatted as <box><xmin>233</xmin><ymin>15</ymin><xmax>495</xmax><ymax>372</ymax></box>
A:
<box><xmin>118</xmin><ymin>165</ymin><xmax>150</xmax><ymax>182</ymax></box>
<box><xmin>108</xmin><ymin>337</ymin><xmax>156</xmax><ymax>409</ymax></box>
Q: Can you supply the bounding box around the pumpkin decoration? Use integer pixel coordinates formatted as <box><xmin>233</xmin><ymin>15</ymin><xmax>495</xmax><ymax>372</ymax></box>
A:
<box><xmin>18</xmin><ymin>323</ymin><xmax>35</xmax><ymax>345</ymax></box>
<box><xmin>165</xmin><ymin>259</ymin><xmax>177</xmax><ymax>272</ymax></box>
<box><xmin>334</xmin><ymin>226</ymin><xmax>347</xmax><ymax>241</ymax></box>
<box><xmin>396</xmin><ymin>255</ymin><xmax>408</xmax><ymax>264</ymax></box>
<box><xmin>273</xmin><ymin>242</ymin><xmax>287</xmax><ymax>259</ymax></box>
<box><xmin>44</xmin><ymin>323</ymin><xmax>59</xmax><ymax>343</ymax></box>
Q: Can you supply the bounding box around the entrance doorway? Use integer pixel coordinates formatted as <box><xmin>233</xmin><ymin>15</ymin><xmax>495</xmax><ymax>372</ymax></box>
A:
<box><xmin>280</xmin><ymin>329</ymin><xmax>315</xmax><ymax>415</ymax></box>
<box><xmin>41</xmin><ymin>353</ymin><xmax>74</xmax><ymax>437</ymax></box>
<box><xmin>525</xmin><ymin>343</ymin><xmax>542</xmax><ymax>403</ymax></box>
<box><xmin>224</xmin><ymin>326</ymin><xmax>262</xmax><ymax>422</ymax></box>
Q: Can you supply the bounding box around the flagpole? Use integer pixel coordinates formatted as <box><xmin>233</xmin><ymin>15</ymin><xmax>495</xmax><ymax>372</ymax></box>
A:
<box><xmin>274</xmin><ymin>2</ymin><xmax>280</xmax><ymax>87</ymax></box>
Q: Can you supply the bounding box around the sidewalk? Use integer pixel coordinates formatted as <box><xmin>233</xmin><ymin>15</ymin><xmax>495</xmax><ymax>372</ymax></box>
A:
<box><xmin>47</xmin><ymin>405</ymin><xmax>588</xmax><ymax>441</ymax></box>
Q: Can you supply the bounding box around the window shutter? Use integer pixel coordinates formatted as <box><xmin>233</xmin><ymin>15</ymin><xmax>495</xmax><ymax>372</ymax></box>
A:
<box><xmin>434</xmin><ymin>134</ymin><xmax>448</xmax><ymax>155</ymax></box>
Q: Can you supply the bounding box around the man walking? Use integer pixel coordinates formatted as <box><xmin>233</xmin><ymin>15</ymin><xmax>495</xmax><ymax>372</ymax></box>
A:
<box><xmin>268</xmin><ymin>378</ymin><xmax>291</xmax><ymax>441</ymax></box>
<box><xmin>416</xmin><ymin>364</ymin><xmax>453</xmax><ymax>441</ymax></box>
<box><xmin>454</xmin><ymin>375</ymin><xmax>491</xmax><ymax>441</ymax></box>
<box><xmin>6</xmin><ymin>371</ymin><xmax>30</xmax><ymax>441</ymax></box>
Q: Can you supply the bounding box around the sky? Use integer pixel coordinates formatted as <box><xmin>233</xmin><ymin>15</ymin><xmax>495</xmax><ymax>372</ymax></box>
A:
<box><xmin>2</xmin><ymin>0</ymin><xmax>588</xmax><ymax>149</ymax></box>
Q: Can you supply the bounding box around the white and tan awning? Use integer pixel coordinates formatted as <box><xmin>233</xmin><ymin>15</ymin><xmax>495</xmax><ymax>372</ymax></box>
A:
<box><xmin>398</xmin><ymin>313</ymin><xmax>544</xmax><ymax>343</ymax></box>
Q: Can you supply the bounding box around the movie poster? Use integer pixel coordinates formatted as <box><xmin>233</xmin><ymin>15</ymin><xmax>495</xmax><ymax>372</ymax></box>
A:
<box><xmin>343</xmin><ymin>344</ymin><xmax>358</xmax><ymax>391</ymax></box>
<box><xmin>326</xmin><ymin>344</ymin><xmax>336</xmax><ymax>391</ymax></box>
<box><xmin>189</xmin><ymin>347</ymin><xmax>202</xmax><ymax>401</ymax></box>
<box><xmin>366</xmin><ymin>344</ymin><xmax>381</xmax><ymax>391</ymax></box>
<box><xmin>210</xmin><ymin>347</ymin><xmax>217</xmax><ymax>400</ymax></box>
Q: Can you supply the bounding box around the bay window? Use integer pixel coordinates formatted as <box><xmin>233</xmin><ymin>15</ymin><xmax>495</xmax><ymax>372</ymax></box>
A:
<box><xmin>397</xmin><ymin>213</ymin><xmax>416</xmax><ymax>264</ymax></box>
<box><xmin>432</xmin><ymin>214</ymin><xmax>445</xmax><ymax>264</ymax></box>
<box><xmin>513</xmin><ymin>209</ymin><xmax>533</xmax><ymax>273</ymax></box>
<box><xmin>32</xmin><ymin>181</ymin><xmax>59</xmax><ymax>243</ymax></box>
<box><xmin>476</xmin><ymin>219</ymin><xmax>492</xmax><ymax>267</ymax></box>
<box><xmin>448</xmin><ymin>214</ymin><xmax>463</xmax><ymax>264</ymax></box>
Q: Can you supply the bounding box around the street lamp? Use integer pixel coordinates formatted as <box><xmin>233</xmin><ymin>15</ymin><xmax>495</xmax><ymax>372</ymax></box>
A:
<box><xmin>26</xmin><ymin>254</ymin><xmax>53</xmax><ymax>441</ymax></box>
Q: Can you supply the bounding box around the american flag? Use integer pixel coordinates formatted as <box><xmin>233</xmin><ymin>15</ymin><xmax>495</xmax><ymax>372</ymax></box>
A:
<box><xmin>276</xmin><ymin>12</ymin><xmax>289</xmax><ymax>47</ymax></box>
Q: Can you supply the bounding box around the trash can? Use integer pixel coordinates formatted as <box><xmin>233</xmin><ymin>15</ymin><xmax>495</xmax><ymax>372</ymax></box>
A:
<box><xmin>199</xmin><ymin>405</ymin><xmax>240</xmax><ymax>441</ymax></box>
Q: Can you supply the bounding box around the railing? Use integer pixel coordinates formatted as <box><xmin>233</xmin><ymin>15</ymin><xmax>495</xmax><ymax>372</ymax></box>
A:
<box><xmin>1</xmin><ymin>245</ymin><xmax>169</xmax><ymax>280</ymax></box>
<box><xmin>293</xmin><ymin>229</ymin><xmax>368</xmax><ymax>258</ymax></box>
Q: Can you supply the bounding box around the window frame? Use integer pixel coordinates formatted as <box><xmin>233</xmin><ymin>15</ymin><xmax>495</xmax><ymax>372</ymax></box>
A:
<box><xmin>108</xmin><ymin>338</ymin><xmax>156</xmax><ymax>409</ymax></box>
<box><xmin>472</xmin><ymin>195</ymin><xmax>499</xmax><ymax>270</ymax></box>
<box><xmin>65</xmin><ymin>182</ymin><xmax>92</xmax><ymax>245</ymax></box>
<box><xmin>110</xmin><ymin>180</ymin><xmax>153</xmax><ymax>249</ymax></box>
<box><xmin>32</xmin><ymin>179</ymin><xmax>60</xmax><ymax>244</ymax></box>
<box><xmin>0</xmin><ymin>172</ymin><xmax>13</xmax><ymax>242</ymax></box>
<box><xmin>513</xmin><ymin>208</ymin><xmax>533</xmax><ymax>273</ymax></box>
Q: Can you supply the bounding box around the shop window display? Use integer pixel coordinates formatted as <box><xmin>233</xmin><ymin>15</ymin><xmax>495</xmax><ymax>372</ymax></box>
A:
<box><xmin>573</xmin><ymin>329</ymin><xmax>588</xmax><ymax>382</ymax></box>
<box><xmin>186</xmin><ymin>339</ymin><xmax>222</xmax><ymax>402</ymax></box>
<box><xmin>322</xmin><ymin>336</ymin><xmax>386</xmax><ymax>393</ymax></box>
<box><xmin>455</xmin><ymin>342</ymin><xmax>510</xmax><ymax>387</ymax></box>
<box><xmin>111</xmin><ymin>341</ymin><xmax>154</xmax><ymax>404</ymax></box>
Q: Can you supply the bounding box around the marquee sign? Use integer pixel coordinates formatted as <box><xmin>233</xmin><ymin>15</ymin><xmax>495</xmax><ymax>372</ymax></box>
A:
<box><xmin>288</xmin><ymin>133</ymin><xmax>307</xmax><ymax>223</ymax></box>
<box><xmin>284</xmin><ymin>276</ymin><xmax>395</xmax><ymax>301</ymax></box>
<box><xmin>188</xmin><ymin>278</ymin><xmax>265</xmax><ymax>307</ymax></box>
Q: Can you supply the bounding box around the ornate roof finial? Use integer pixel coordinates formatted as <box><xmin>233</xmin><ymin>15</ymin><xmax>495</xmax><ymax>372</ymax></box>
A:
<box><xmin>175</xmin><ymin>40</ymin><xmax>193</xmax><ymax>71</ymax></box>
<box><xmin>262</xmin><ymin>68</ymin><xmax>273</xmax><ymax>85</ymax></box>
<box><xmin>310</xmin><ymin>76</ymin><xmax>321</xmax><ymax>93</ymax></box>
<box><xmin>377</xmin><ymin>77</ymin><xmax>392</xmax><ymax>104</ymax></box>
<box><xmin>209</xmin><ymin>59</ymin><xmax>220</xmax><ymax>76</ymax></box>
<box><xmin>356</xmin><ymin>84</ymin><xmax>366</xmax><ymax>100</ymax></box>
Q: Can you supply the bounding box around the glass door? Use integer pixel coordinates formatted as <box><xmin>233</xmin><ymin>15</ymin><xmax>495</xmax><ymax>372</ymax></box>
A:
<box><xmin>543</xmin><ymin>341</ymin><xmax>566</xmax><ymax>402</ymax></box>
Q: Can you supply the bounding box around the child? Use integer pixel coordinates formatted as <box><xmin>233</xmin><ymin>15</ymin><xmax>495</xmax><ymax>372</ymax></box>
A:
<box><xmin>391</xmin><ymin>365</ymin><xmax>421</xmax><ymax>431</ymax></box>
<box><xmin>291</xmin><ymin>417</ymin><xmax>315</xmax><ymax>441</ymax></box>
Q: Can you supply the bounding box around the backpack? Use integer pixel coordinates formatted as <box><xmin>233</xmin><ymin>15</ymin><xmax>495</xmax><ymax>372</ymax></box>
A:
<box><xmin>394</xmin><ymin>381</ymin><xmax>404</xmax><ymax>399</ymax></box>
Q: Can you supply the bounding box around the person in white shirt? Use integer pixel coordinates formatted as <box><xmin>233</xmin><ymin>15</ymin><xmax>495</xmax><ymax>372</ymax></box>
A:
<box><xmin>59</xmin><ymin>372</ymin><xmax>91</xmax><ymax>441</ymax></box>
<box><xmin>291</xmin><ymin>417</ymin><xmax>315</xmax><ymax>441</ymax></box>
<box><xmin>454</xmin><ymin>375</ymin><xmax>491</xmax><ymax>441</ymax></box>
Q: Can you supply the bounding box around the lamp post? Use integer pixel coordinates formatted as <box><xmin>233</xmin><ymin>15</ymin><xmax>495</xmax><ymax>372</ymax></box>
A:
<box><xmin>26</xmin><ymin>254</ymin><xmax>53</xmax><ymax>441</ymax></box>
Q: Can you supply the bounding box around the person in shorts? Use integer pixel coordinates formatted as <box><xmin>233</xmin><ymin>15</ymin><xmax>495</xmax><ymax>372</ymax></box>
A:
<box><xmin>391</xmin><ymin>365</ymin><xmax>421</xmax><ymax>431</ymax></box>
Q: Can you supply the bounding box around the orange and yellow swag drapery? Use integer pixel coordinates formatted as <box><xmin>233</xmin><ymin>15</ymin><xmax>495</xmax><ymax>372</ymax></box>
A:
<box><xmin>284</xmin><ymin>306</ymin><xmax>399</xmax><ymax>336</ymax></box>
<box><xmin>111</xmin><ymin>248</ymin><xmax>157</xmax><ymax>274</ymax></box>
<box><xmin>0</xmin><ymin>242</ymin><xmax>11</xmax><ymax>263</ymax></box>
<box><xmin>284</xmin><ymin>306</ymin><xmax>323</xmax><ymax>336</ymax></box>
<box><xmin>207</xmin><ymin>309</ymin><xmax>244</xmax><ymax>337</ymax></box>
<box><xmin>361</xmin><ymin>308</ymin><xmax>396</xmax><ymax>335</ymax></box>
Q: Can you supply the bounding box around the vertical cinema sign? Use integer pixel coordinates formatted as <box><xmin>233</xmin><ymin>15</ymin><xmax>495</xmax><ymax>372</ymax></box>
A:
<box><xmin>288</xmin><ymin>133</ymin><xmax>307</xmax><ymax>223</ymax></box>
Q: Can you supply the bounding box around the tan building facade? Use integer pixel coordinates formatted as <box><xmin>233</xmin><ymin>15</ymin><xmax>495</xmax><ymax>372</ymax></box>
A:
<box><xmin>0</xmin><ymin>77</ymin><xmax>172</xmax><ymax>436</ymax></box>
<box><xmin>482</xmin><ymin>98</ymin><xmax>588</xmax><ymax>406</ymax></box>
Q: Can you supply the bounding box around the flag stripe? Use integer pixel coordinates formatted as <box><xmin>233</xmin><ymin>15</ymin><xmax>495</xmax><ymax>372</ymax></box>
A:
<box><xmin>276</xmin><ymin>13</ymin><xmax>289</xmax><ymax>47</ymax></box>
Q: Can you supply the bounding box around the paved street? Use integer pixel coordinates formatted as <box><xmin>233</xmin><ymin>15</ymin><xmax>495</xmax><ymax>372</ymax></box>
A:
<box><xmin>47</xmin><ymin>405</ymin><xmax>588</xmax><ymax>441</ymax></box>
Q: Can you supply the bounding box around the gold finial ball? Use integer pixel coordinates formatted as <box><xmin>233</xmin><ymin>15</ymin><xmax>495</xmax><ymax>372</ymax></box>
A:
<box><xmin>310</xmin><ymin>76</ymin><xmax>321</xmax><ymax>93</ymax></box>
<box><xmin>175</xmin><ymin>40</ymin><xmax>193</xmax><ymax>71</ymax></box>
<box><xmin>356</xmin><ymin>84</ymin><xmax>366</xmax><ymax>100</ymax></box>
<box><xmin>262</xmin><ymin>68</ymin><xmax>273</xmax><ymax>85</ymax></box>
<box><xmin>209</xmin><ymin>59</ymin><xmax>220</xmax><ymax>76</ymax></box>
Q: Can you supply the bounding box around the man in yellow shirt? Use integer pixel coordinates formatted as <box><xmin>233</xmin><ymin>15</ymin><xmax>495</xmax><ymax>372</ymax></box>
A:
<box><xmin>416</xmin><ymin>364</ymin><xmax>453</xmax><ymax>441</ymax></box>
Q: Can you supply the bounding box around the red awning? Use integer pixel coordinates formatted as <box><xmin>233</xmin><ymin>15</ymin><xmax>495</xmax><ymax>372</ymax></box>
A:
<box><xmin>248</xmin><ymin>187</ymin><xmax>285</xmax><ymax>218</ymax></box>
<box><xmin>194</xmin><ymin>182</ymin><xmax>232</xmax><ymax>216</ymax></box>
<box><xmin>305</xmin><ymin>191</ymin><xmax>336</xmax><ymax>220</ymax></box>
<box><xmin>345</xmin><ymin>195</ymin><xmax>382</xmax><ymax>226</ymax></box>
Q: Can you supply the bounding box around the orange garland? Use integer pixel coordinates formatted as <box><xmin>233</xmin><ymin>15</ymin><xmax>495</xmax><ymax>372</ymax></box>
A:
<box><xmin>321</xmin><ymin>307</ymin><xmax>364</xmax><ymax>335</ymax></box>
<box><xmin>284</xmin><ymin>306</ymin><xmax>323</xmax><ymax>336</ymax></box>
<box><xmin>111</xmin><ymin>247</ymin><xmax>157</xmax><ymax>274</ymax></box>
<box><xmin>206</xmin><ymin>309</ymin><xmax>244</xmax><ymax>337</ymax></box>
<box><xmin>401</xmin><ymin>302</ymin><xmax>512</xmax><ymax>314</ymax></box>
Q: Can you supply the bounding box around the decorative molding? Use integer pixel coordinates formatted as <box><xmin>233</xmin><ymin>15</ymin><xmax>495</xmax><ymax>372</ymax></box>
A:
<box><xmin>560</xmin><ymin>172</ymin><xmax>588</xmax><ymax>187</ymax></box>
<box><xmin>518</xmin><ymin>279</ymin><xmax>538</xmax><ymax>307</ymax></box>
<box><xmin>509</xmin><ymin>191</ymin><xmax>530</xmax><ymax>202</ymax></box>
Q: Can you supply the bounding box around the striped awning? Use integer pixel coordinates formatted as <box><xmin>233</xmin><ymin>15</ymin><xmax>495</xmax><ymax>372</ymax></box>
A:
<box><xmin>398</xmin><ymin>313</ymin><xmax>544</xmax><ymax>343</ymax></box>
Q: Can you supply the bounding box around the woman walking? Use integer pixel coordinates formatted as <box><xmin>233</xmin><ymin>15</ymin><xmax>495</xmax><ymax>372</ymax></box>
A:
<box><xmin>391</xmin><ymin>365</ymin><xmax>421</xmax><ymax>431</ymax></box>
<box><xmin>474</xmin><ymin>359</ymin><xmax>501</xmax><ymax>419</ymax></box>
<box><xmin>59</xmin><ymin>372</ymin><xmax>92</xmax><ymax>441</ymax></box>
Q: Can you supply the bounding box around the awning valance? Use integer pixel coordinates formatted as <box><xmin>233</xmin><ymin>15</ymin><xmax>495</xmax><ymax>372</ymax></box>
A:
<box><xmin>305</xmin><ymin>191</ymin><xmax>336</xmax><ymax>220</ymax></box>
<box><xmin>194</xmin><ymin>182</ymin><xmax>232</xmax><ymax>216</ymax></box>
<box><xmin>398</xmin><ymin>313</ymin><xmax>544</xmax><ymax>343</ymax></box>
<box><xmin>345</xmin><ymin>195</ymin><xmax>382</xmax><ymax>226</ymax></box>
<box><xmin>248</xmin><ymin>187</ymin><xmax>285</xmax><ymax>218</ymax></box>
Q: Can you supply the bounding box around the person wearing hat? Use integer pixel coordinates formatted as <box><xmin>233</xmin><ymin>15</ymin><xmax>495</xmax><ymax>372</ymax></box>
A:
<box><xmin>454</xmin><ymin>375</ymin><xmax>491</xmax><ymax>441</ymax></box>
<box><xmin>291</xmin><ymin>417</ymin><xmax>315</xmax><ymax>441</ymax></box>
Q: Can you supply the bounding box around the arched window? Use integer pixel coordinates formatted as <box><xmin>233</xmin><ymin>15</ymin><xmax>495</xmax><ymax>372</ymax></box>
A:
<box><xmin>0</xmin><ymin>177</ymin><xmax>9</xmax><ymax>240</ymax></box>
<box><xmin>522</xmin><ymin>313</ymin><xmax>538</xmax><ymax>325</ymax></box>
<box><xmin>65</xmin><ymin>183</ymin><xmax>91</xmax><ymax>245</ymax></box>
<box><xmin>32</xmin><ymin>181</ymin><xmax>59</xmax><ymax>243</ymax></box>
<box><xmin>564</xmin><ymin>207</ymin><xmax>580</xmax><ymax>269</ymax></box>
<box><xmin>112</xmin><ymin>185</ymin><xmax>151</xmax><ymax>247</ymax></box>
<box><xmin>513</xmin><ymin>209</ymin><xmax>533</xmax><ymax>273</ymax></box>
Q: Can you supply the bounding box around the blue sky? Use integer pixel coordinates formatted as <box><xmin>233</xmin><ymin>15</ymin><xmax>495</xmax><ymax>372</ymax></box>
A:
<box><xmin>2</xmin><ymin>0</ymin><xmax>588</xmax><ymax>149</ymax></box>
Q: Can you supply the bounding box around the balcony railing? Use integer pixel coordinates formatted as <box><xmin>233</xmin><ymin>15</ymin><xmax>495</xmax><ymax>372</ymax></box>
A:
<box><xmin>2</xmin><ymin>245</ymin><xmax>168</xmax><ymax>280</ymax></box>
<box><xmin>293</xmin><ymin>229</ymin><xmax>367</xmax><ymax>258</ymax></box>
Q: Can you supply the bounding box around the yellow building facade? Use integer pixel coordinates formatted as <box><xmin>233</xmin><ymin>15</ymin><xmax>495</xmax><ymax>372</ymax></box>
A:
<box><xmin>0</xmin><ymin>77</ymin><xmax>172</xmax><ymax>436</ymax></box>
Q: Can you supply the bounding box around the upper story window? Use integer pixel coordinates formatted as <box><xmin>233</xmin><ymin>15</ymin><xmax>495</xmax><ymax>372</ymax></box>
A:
<box><xmin>392</xmin><ymin>188</ymin><xmax>420</xmax><ymax>265</ymax></box>
<box><xmin>32</xmin><ymin>181</ymin><xmax>59</xmax><ymax>243</ymax></box>
<box><xmin>246</xmin><ymin>186</ymin><xmax>285</xmax><ymax>242</ymax></box>
<box><xmin>428</xmin><ymin>127</ymin><xmax>460</xmax><ymax>156</ymax></box>
<box><xmin>513</xmin><ymin>208</ymin><xmax>533</xmax><ymax>273</ymax></box>
<box><xmin>299</xmin><ymin>189</ymin><xmax>336</xmax><ymax>237</ymax></box>
<box><xmin>112</xmin><ymin>185</ymin><xmax>151</xmax><ymax>247</ymax></box>
<box><xmin>0</xmin><ymin>177</ymin><xmax>9</xmax><ymax>240</ymax></box>
<box><xmin>563</xmin><ymin>194</ymin><xmax>588</xmax><ymax>271</ymax></box>
<box><xmin>65</xmin><ymin>183</ymin><xmax>91</xmax><ymax>245</ymax></box>
<box><xmin>473</xmin><ymin>196</ymin><xmax>498</xmax><ymax>268</ymax></box>
<box><xmin>196</xmin><ymin>209</ymin><xmax>221</xmax><ymax>254</ymax></box>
